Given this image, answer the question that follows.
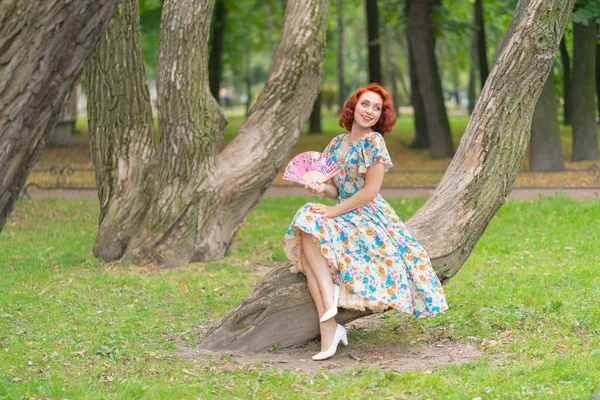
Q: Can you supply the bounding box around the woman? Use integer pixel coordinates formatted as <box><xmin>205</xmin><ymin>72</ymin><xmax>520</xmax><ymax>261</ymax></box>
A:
<box><xmin>282</xmin><ymin>83</ymin><xmax>449</xmax><ymax>361</ymax></box>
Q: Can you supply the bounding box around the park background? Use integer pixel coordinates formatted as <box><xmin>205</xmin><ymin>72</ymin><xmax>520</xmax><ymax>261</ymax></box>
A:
<box><xmin>1</xmin><ymin>0</ymin><xmax>600</xmax><ymax>398</ymax></box>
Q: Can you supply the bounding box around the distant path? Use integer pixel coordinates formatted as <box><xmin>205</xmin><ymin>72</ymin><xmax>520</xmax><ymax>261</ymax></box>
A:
<box><xmin>25</xmin><ymin>186</ymin><xmax>600</xmax><ymax>201</ymax></box>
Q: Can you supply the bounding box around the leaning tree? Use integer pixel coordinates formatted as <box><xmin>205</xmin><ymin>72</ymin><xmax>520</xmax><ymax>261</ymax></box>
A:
<box><xmin>86</xmin><ymin>0</ymin><xmax>330</xmax><ymax>267</ymax></box>
<box><xmin>200</xmin><ymin>0</ymin><xmax>575</xmax><ymax>351</ymax></box>
<box><xmin>0</xmin><ymin>1</ymin><xmax>120</xmax><ymax>233</ymax></box>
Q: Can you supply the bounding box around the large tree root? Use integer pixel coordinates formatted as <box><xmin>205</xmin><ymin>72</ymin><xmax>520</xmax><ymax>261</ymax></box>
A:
<box><xmin>200</xmin><ymin>263</ymin><xmax>372</xmax><ymax>352</ymax></box>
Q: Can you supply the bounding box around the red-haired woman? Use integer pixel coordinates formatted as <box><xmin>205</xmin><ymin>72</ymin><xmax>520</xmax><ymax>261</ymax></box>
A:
<box><xmin>282</xmin><ymin>83</ymin><xmax>449</xmax><ymax>361</ymax></box>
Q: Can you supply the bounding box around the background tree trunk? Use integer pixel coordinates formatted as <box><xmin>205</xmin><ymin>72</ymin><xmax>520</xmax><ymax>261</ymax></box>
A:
<box><xmin>89</xmin><ymin>0</ymin><xmax>332</xmax><ymax>266</ymax></box>
<box><xmin>468</xmin><ymin>66</ymin><xmax>476</xmax><ymax>115</ymax></box>
<box><xmin>468</xmin><ymin>10</ymin><xmax>479</xmax><ymax>116</ymax></box>
<box><xmin>571</xmin><ymin>20</ymin><xmax>599</xmax><ymax>161</ymax></box>
<box><xmin>209</xmin><ymin>0</ymin><xmax>226</xmax><ymax>103</ymax></box>
<box><xmin>365</xmin><ymin>0</ymin><xmax>382</xmax><ymax>84</ymax></box>
<box><xmin>407</xmin><ymin>0</ymin><xmax>454</xmax><ymax>158</ymax></box>
<box><xmin>408</xmin><ymin>39</ymin><xmax>429</xmax><ymax>148</ymax></box>
<box><xmin>86</xmin><ymin>0</ymin><xmax>159</xmax><ymax>262</ymax></box>
<box><xmin>0</xmin><ymin>0</ymin><xmax>119</xmax><ymax>233</ymax></box>
<box><xmin>336</xmin><ymin>0</ymin><xmax>346</xmax><ymax>111</ymax></box>
<box><xmin>474</xmin><ymin>0</ymin><xmax>489</xmax><ymax>88</ymax></box>
<box><xmin>245</xmin><ymin>48</ymin><xmax>252</xmax><ymax>117</ymax></box>
<box><xmin>596</xmin><ymin>41</ymin><xmax>600</xmax><ymax>122</ymax></box>
<box><xmin>559</xmin><ymin>35</ymin><xmax>572</xmax><ymax>125</ymax></box>
<box><xmin>530</xmin><ymin>70</ymin><xmax>564</xmax><ymax>171</ymax></box>
<box><xmin>264</xmin><ymin>1</ymin><xmax>278</xmax><ymax>56</ymax></box>
<box><xmin>385</xmin><ymin>25</ymin><xmax>401</xmax><ymax>112</ymax></box>
<box><xmin>309</xmin><ymin>91</ymin><xmax>323</xmax><ymax>133</ymax></box>
<box><xmin>201</xmin><ymin>0</ymin><xmax>574</xmax><ymax>352</ymax></box>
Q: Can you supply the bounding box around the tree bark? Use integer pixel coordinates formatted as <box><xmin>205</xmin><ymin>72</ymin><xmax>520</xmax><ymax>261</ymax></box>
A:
<box><xmin>571</xmin><ymin>20</ymin><xmax>599</xmax><ymax>161</ymax></box>
<box><xmin>264</xmin><ymin>1</ymin><xmax>278</xmax><ymax>56</ymax></box>
<box><xmin>89</xmin><ymin>0</ymin><xmax>332</xmax><ymax>266</ymax></box>
<box><xmin>530</xmin><ymin>70</ymin><xmax>564</xmax><ymax>171</ymax></box>
<box><xmin>86</xmin><ymin>0</ymin><xmax>159</xmax><ymax>262</ymax></box>
<box><xmin>474</xmin><ymin>0</ymin><xmax>489</xmax><ymax>88</ymax></box>
<box><xmin>309</xmin><ymin>90</ymin><xmax>323</xmax><ymax>133</ymax></box>
<box><xmin>468</xmin><ymin>9</ymin><xmax>479</xmax><ymax>116</ymax></box>
<box><xmin>408</xmin><ymin>38</ymin><xmax>429</xmax><ymax>148</ymax></box>
<box><xmin>336</xmin><ymin>0</ymin><xmax>346</xmax><ymax>111</ymax></box>
<box><xmin>385</xmin><ymin>25</ymin><xmax>401</xmax><ymax>112</ymax></box>
<box><xmin>245</xmin><ymin>48</ymin><xmax>252</xmax><ymax>117</ymax></box>
<box><xmin>365</xmin><ymin>0</ymin><xmax>382</xmax><ymax>84</ymax></box>
<box><xmin>201</xmin><ymin>0</ymin><xmax>574</xmax><ymax>352</ymax></box>
<box><xmin>468</xmin><ymin>66</ymin><xmax>476</xmax><ymax>115</ymax></box>
<box><xmin>407</xmin><ymin>0</ymin><xmax>454</xmax><ymax>158</ymax></box>
<box><xmin>209</xmin><ymin>0</ymin><xmax>226</xmax><ymax>103</ymax></box>
<box><xmin>596</xmin><ymin>40</ymin><xmax>600</xmax><ymax>122</ymax></box>
<box><xmin>559</xmin><ymin>35</ymin><xmax>572</xmax><ymax>125</ymax></box>
<box><xmin>0</xmin><ymin>0</ymin><xmax>119</xmax><ymax>233</ymax></box>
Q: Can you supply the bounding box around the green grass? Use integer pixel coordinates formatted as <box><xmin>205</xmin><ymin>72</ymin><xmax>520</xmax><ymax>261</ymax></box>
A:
<box><xmin>0</xmin><ymin>195</ymin><xmax>599</xmax><ymax>398</ymax></box>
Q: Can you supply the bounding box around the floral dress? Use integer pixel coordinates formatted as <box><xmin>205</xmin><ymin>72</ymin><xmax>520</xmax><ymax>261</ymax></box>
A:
<box><xmin>282</xmin><ymin>131</ymin><xmax>449</xmax><ymax>318</ymax></box>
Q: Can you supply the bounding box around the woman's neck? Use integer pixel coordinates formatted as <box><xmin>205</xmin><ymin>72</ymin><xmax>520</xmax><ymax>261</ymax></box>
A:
<box><xmin>348</xmin><ymin>124</ymin><xmax>371</xmax><ymax>142</ymax></box>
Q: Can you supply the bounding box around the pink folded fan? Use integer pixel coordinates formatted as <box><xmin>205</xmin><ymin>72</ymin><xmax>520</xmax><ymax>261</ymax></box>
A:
<box><xmin>283</xmin><ymin>151</ymin><xmax>341</xmax><ymax>185</ymax></box>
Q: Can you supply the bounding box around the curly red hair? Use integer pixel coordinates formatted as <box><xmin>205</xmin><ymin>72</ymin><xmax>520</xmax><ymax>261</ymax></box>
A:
<box><xmin>339</xmin><ymin>83</ymin><xmax>397</xmax><ymax>135</ymax></box>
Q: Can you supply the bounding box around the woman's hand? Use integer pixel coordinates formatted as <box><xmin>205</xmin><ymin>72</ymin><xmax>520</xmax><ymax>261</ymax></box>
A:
<box><xmin>305</xmin><ymin>181</ymin><xmax>327</xmax><ymax>195</ymax></box>
<box><xmin>311</xmin><ymin>203</ymin><xmax>339</xmax><ymax>218</ymax></box>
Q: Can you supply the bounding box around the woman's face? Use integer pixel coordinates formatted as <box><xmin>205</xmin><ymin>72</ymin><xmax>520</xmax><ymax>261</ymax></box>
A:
<box><xmin>353</xmin><ymin>91</ymin><xmax>383</xmax><ymax>130</ymax></box>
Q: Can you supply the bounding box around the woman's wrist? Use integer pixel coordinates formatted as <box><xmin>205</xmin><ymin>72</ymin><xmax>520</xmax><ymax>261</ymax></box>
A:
<box><xmin>323</xmin><ymin>183</ymin><xmax>337</xmax><ymax>199</ymax></box>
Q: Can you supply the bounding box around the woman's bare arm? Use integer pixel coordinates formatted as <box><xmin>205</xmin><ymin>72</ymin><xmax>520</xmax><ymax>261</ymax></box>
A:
<box><xmin>331</xmin><ymin>163</ymin><xmax>385</xmax><ymax>215</ymax></box>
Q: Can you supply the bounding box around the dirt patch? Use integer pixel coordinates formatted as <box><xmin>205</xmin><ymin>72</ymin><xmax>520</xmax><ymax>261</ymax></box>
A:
<box><xmin>178</xmin><ymin>336</ymin><xmax>503</xmax><ymax>374</ymax></box>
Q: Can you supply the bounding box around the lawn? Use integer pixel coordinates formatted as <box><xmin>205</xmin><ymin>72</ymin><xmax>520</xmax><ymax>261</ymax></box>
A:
<box><xmin>0</xmin><ymin>195</ymin><xmax>599</xmax><ymax>398</ymax></box>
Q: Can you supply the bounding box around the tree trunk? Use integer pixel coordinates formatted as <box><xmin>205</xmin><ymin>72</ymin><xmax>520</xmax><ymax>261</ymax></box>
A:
<box><xmin>559</xmin><ymin>35</ymin><xmax>572</xmax><ymax>125</ymax></box>
<box><xmin>365</xmin><ymin>0</ymin><xmax>382</xmax><ymax>84</ymax></box>
<box><xmin>245</xmin><ymin>48</ymin><xmax>252</xmax><ymax>117</ymax></box>
<box><xmin>336</xmin><ymin>0</ymin><xmax>346</xmax><ymax>111</ymax></box>
<box><xmin>407</xmin><ymin>0</ymin><xmax>454</xmax><ymax>158</ymax></box>
<box><xmin>86</xmin><ymin>0</ymin><xmax>159</xmax><ymax>262</ymax></box>
<box><xmin>0</xmin><ymin>0</ymin><xmax>119</xmax><ymax>233</ymax></box>
<box><xmin>468</xmin><ymin>66</ymin><xmax>476</xmax><ymax>115</ymax></box>
<box><xmin>468</xmin><ymin>11</ymin><xmax>479</xmax><ymax>116</ymax></box>
<box><xmin>571</xmin><ymin>20</ymin><xmax>599</xmax><ymax>161</ymax></box>
<box><xmin>474</xmin><ymin>0</ymin><xmax>489</xmax><ymax>88</ymax></box>
<box><xmin>49</xmin><ymin>85</ymin><xmax>79</xmax><ymax>146</ymax></box>
<box><xmin>408</xmin><ymin>38</ymin><xmax>429</xmax><ymax>148</ymax></box>
<box><xmin>201</xmin><ymin>0</ymin><xmax>574</xmax><ymax>352</ymax></box>
<box><xmin>209</xmin><ymin>0</ymin><xmax>226</xmax><ymax>103</ymax></box>
<box><xmin>530</xmin><ymin>70</ymin><xmax>564</xmax><ymax>171</ymax></box>
<box><xmin>385</xmin><ymin>25</ymin><xmax>401</xmax><ymax>112</ymax></box>
<box><xmin>264</xmin><ymin>1</ymin><xmax>278</xmax><ymax>56</ymax></box>
<box><xmin>596</xmin><ymin>40</ymin><xmax>600</xmax><ymax>122</ymax></box>
<box><xmin>89</xmin><ymin>0</ymin><xmax>332</xmax><ymax>266</ymax></box>
<box><xmin>309</xmin><ymin>90</ymin><xmax>323</xmax><ymax>133</ymax></box>
<box><xmin>394</xmin><ymin>35</ymin><xmax>411</xmax><ymax>108</ymax></box>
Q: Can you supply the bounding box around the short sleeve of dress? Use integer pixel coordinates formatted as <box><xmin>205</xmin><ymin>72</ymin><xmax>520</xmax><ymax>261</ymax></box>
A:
<box><xmin>323</xmin><ymin>135</ymin><xmax>341</xmax><ymax>157</ymax></box>
<box><xmin>358</xmin><ymin>132</ymin><xmax>393</xmax><ymax>174</ymax></box>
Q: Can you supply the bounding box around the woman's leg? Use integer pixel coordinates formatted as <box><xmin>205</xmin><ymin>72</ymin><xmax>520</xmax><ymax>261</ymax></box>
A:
<box><xmin>301</xmin><ymin>253</ymin><xmax>325</xmax><ymax>317</ymax></box>
<box><xmin>300</xmin><ymin>231</ymin><xmax>338</xmax><ymax>351</ymax></box>
<box><xmin>301</xmin><ymin>231</ymin><xmax>336</xmax><ymax>311</ymax></box>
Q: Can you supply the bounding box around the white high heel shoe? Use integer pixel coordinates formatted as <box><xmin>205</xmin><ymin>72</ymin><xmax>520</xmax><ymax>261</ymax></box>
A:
<box><xmin>319</xmin><ymin>284</ymin><xmax>340</xmax><ymax>323</ymax></box>
<box><xmin>312</xmin><ymin>324</ymin><xmax>349</xmax><ymax>361</ymax></box>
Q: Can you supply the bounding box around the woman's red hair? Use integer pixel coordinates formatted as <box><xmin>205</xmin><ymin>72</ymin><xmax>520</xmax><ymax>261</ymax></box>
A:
<box><xmin>339</xmin><ymin>83</ymin><xmax>396</xmax><ymax>135</ymax></box>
